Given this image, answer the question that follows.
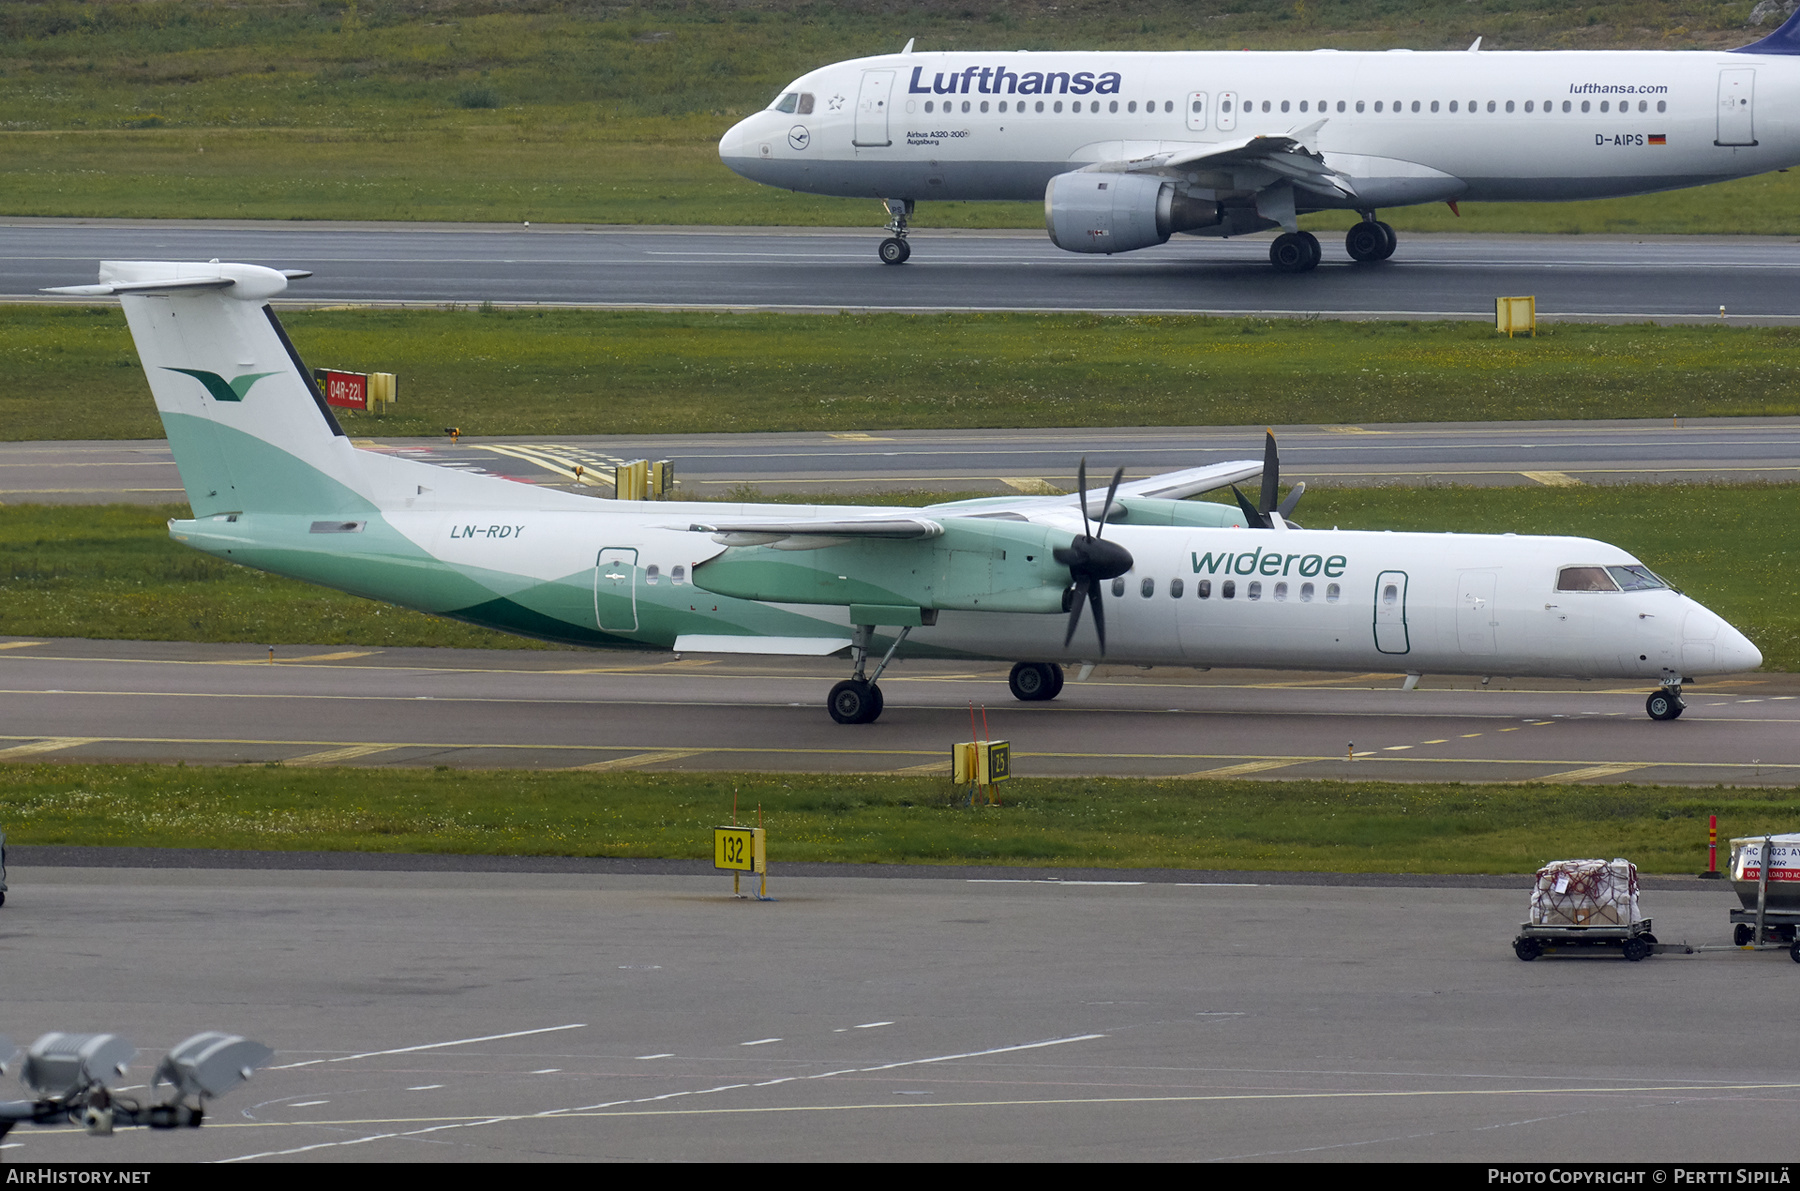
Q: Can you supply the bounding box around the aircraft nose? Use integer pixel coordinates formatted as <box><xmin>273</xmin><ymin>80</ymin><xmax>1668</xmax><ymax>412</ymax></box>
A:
<box><xmin>718</xmin><ymin>114</ymin><xmax>758</xmax><ymax>164</ymax></box>
<box><xmin>1717</xmin><ymin>622</ymin><xmax>1764</xmax><ymax>672</ymax></box>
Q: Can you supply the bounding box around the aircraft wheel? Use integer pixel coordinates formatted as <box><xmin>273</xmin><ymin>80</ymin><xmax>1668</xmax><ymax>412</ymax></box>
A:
<box><xmin>1008</xmin><ymin>662</ymin><xmax>1062</xmax><ymax>702</ymax></box>
<box><xmin>1646</xmin><ymin>690</ymin><xmax>1685</xmax><ymax>721</ymax></box>
<box><xmin>828</xmin><ymin>679</ymin><xmax>882</xmax><ymax>724</ymax></box>
<box><xmin>1300</xmin><ymin>230</ymin><xmax>1321</xmax><ymax>268</ymax></box>
<box><xmin>1269</xmin><ymin>232</ymin><xmax>1316</xmax><ymax>273</ymax></box>
<box><xmin>1373</xmin><ymin>220</ymin><xmax>1398</xmax><ymax>260</ymax></box>
<box><xmin>1346</xmin><ymin>221</ymin><xmax>1388</xmax><ymax>262</ymax></box>
<box><xmin>878</xmin><ymin>237</ymin><xmax>911</xmax><ymax>265</ymax></box>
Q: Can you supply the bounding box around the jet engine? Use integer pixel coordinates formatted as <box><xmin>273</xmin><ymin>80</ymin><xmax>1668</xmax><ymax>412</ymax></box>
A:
<box><xmin>1044</xmin><ymin>172</ymin><xmax>1224</xmax><ymax>254</ymax></box>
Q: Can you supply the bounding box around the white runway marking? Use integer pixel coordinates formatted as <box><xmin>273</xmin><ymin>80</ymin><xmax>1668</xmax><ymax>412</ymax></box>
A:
<box><xmin>740</xmin><ymin>1038</ymin><xmax>783</xmax><ymax>1047</ymax></box>
<box><xmin>268</xmin><ymin>1023</ymin><xmax>586</xmax><ymax>1070</ymax></box>
<box><xmin>634</xmin><ymin>1053</ymin><xmax>673</xmax><ymax>1060</ymax></box>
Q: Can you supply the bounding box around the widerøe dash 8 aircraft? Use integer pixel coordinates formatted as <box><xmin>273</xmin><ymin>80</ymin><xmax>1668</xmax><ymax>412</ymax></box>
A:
<box><xmin>720</xmin><ymin>13</ymin><xmax>1800</xmax><ymax>271</ymax></box>
<box><xmin>54</xmin><ymin>261</ymin><xmax>1761</xmax><ymax>723</ymax></box>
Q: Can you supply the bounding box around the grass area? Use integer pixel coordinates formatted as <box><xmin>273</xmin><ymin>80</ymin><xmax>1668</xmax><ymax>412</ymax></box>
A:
<box><xmin>1</xmin><ymin>1</ymin><xmax>1797</xmax><ymax>230</ymax></box>
<box><xmin>12</xmin><ymin>306</ymin><xmax>1800</xmax><ymax>443</ymax></box>
<box><xmin>1</xmin><ymin>763</ymin><xmax>1792</xmax><ymax>875</ymax></box>
<box><xmin>2</xmin><ymin>484</ymin><xmax>1792</xmax><ymax>669</ymax></box>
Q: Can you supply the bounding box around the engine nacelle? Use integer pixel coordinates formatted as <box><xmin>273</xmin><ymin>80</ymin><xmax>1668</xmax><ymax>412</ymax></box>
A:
<box><xmin>1044</xmin><ymin>172</ymin><xmax>1223</xmax><ymax>254</ymax></box>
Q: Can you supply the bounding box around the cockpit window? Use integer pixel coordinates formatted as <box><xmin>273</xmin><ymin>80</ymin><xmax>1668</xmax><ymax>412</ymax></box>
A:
<box><xmin>773</xmin><ymin>92</ymin><xmax>799</xmax><ymax>113</ymax></box>
<box><xmin>1557</xmin><ymin>566</ymin><xmax>1618</xmax><ymax>592</ymax></box>
<box><xmin>797</xmin><ymin>92</ymin><xmax>815</xmax><ymax>115</ymax></box>
<box><xmin>1607</xmin><ymin>565</ymin><xmax>1667</xmax><ymax>591</ymax></box>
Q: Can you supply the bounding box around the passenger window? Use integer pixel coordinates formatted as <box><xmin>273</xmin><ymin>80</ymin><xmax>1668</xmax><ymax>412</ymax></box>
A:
<box><xmin>1355</xmin><ymin>100</ymin><xmax>1364</xmax><ymax>112</ymax></box>
<box><xmin>1280</xmin><ymin>100</ymin><xmax>1290</xmax><ymax>113</ymax></box>
<box><xmin>1248</xmin><ymin>581</ymin><xmax>1262</xmax><ymax>600</ymax></box>
<box><xmin>962</xmin><ymin>100</ymin><xmax>971</xmax><ymax>113</ymax></box>
<box><xmin>980</xmin><ymin>100</ymin><xmax>989</xmax><ymax>113</ymax></box>
<box><xmin>1564</xmin><ymin>100</ymin><xmax>1573</xmax><ymax>112</ymax></box>
<box><xmin>1222</xmin><ymin>580</ymin><xmax>1237</xmax><ymax>599</ymax></box>
<box><xmin>1487</xmin><ymin>100</ymin><xmax>1497</xmax><ymax>112</ymax></box>
<box><xmin>1221</xmin><ymin>99</ymin><xmax>1232</xmax><ymax>113</ymax></box>
<box><xmin>1197</xmin><ymin>579</ymin><xmax>1212</xmax><ymax>599</ymax></box>
<box><xmin>1165</xmin><ymin>100</ymin><xmax>1174</xmax><ymax>113</ymax></box>
<box><xmin>1429</xmin><ymin>100</ymin><xmax>1438</xmax><ymax>112</ymax></box>
<box><xmin>1374</xmin><ymin>101</ymin><xmax>1383</xmax><ymax>112</ymax></box>
<box><xmin>1336</xmin><ymin>100</ymin><xmax>1346</xmax><ymax>112</ymax></box>
<box><xmin>1411</xmin><ymin>100</ymin><xmax>1420</xmax><ymax>113</ymax></box>
<box><xmin>1600</xmin><ymin>100</ymin><xmax>1609</xmax><ymax>113</ymax></box>
<box><xmin>1524</xmin><ymin>100</ymin><xmax>1534</xmax><ymax>112</ymax></box>
<box><xmin>1300</xmin><ymin>581</ymin><xmax>1315</xmax><ymax>602</ymax></box>
<box><xmin>1581</xmin><ymin>100</ymin><xmax>1590</xmax><ymax>112</ymax></box>
<box><xmin>1506</xmin><ymin>100</ymin><xmax>1515</xmax><ymax>112</ymax></box>
<box><xmin>1261</xmin><ymin>100</ymin><xmax>1271</xmax><ymax>112</ymax></box>
<box><xmin>798</xmin><ymin>93</ymin><xmax>815</xmax><ymax>115</ymax></box>
<box><xmin>1111</xmin><ymin>576</ymin><xmax>1125</xmax><ymax>597</ymax></box>
<box><xmin>774</xmin><ymin>92</ymin><xmax>799</xmax><ymax>114</ymax></box>
<box><xmin>1556</xmin><ymin>566</ymin><xmax>1617</xmax><ymax>592</ymax></box>
<box><xmin>1170</xmin><ymin>577</ymin><xmax>1184</xmax><ymax>598</ymax></box>
<box><xmin>1299</xmin><ymin>100</ymin><xmax>1308</xmax><ymax>112</ymax></box>
<box><xmin>1141</xmin><ymin>577</ymin><xmax>1155</xmax><ymax>598</ymax></box>
<box><xmin>1109</xmin><ymin>100</ymin><xmax>1118</xmax><ymax>113</ymax></box>
<box><xmin>999</xmin><ymin>100</ymin><xmax>1008</xmax><ymax>112</ymax></box>
<box><xmin>1326</xmin><ymin>583</ymin><xmax>1341</xmax><ymax>603</ymax></box>
<box><xmin>1608</xmin><ymin>565</ymin><xmax>1667</xmax><ymax>591</ymax></box>
<box><xmin>646</xmin><ymin>564</ymin><xmax>661</xmax><ymax>586</ymax></box>
<box><xmin>672</xmin><ymin>565</ymin><xmax>686</xmax><ymax>585</ymax></box>
<box><xmin>1274</xmin><ymin>581</ymin><xmax>1288</xmax><ymax>601</ymax></box>
<box><xmin>1129</xmin><ymin>100</ymin><xmax>1138</xmax><ymax>113</ymax></box>
<box><xmin>1658</xmin><ymin>100</ymin><xmax>1666</xmax><ymax>112</ymax></box>
<box><xmin>924</xmin><ymin>100</ymin><xmax>934</xmax><ymax>113</ymax></box>
<box><xmin>1036</xmin><ymin>100</ymin><xmax>1045</xmax><ymax>112</ymax></box>
<box><xmin>1449</xmin><ymin>100</ymin><xmax>1459</xmax><ymax>112</ymax></box>
<box><xmin>1054</xmin><ymin>100</ymin><xmax>1063</xmax><ymax>113</ymax></box>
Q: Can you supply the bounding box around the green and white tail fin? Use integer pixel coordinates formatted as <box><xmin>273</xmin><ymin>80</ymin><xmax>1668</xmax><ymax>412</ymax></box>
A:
<box><xmin>51</xmin><ymin>261</ymin><xmax>550</xmax><ymax>518</ymax></box>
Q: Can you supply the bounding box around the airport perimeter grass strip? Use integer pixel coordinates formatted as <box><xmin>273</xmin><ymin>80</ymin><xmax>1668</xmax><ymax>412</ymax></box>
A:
<box><xmin>10</xmin><ymin>308</ymin><xmax>1800</xmax><ymax>443</ymax></box>
<box><xmin>0</xmin><ymin>764</ymin><xmax>1792</xmax><ymax>876</ymax></box>
<box><xmin>2</xmin><ymin>484</ymin><xmax>1792</xmax><ymax>668</ymax></box>
<box><xmin>2</xmin><ymin>1</ymin><xmax>1797</xmax><ymax>231</ymax></box>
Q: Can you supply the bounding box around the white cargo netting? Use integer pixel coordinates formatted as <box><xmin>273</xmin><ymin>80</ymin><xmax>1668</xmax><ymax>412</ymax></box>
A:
<box><xmin>1529</xmin><ymin>858</ymin><xmax>1641</xmax><ymax>926</ymax></box>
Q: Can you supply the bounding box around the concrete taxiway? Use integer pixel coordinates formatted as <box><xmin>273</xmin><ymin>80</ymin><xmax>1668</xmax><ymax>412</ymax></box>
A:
<box><xmin>1</xmin><ymin>637</ymin><xmax>1794</xmax><ymax>786</ymax></box>
<box><xmin>0</xmin><ymin>862</ymin><xmax>1790</xmax><ymax>1162</ymax></box>
<box><xmin>8</xmin><ymin>220</ymin><xmax>1800</xmax><ymax>323</ymax></box>
<box><xmin>4</xmin><ymin>417</ymin><xmax>1797</xmax><ymax>504</ymax></box>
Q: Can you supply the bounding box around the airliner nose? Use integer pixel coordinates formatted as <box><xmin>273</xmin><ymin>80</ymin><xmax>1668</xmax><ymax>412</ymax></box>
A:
<box><xmin>718</xmin><ymin>115</ymin><xmax>757</xmax><ymax>165</ymax></box>
<box><xmin>1717</xmin><ymin>622</ymin><xmax>1764</xmax><ymax>672</ymax></box>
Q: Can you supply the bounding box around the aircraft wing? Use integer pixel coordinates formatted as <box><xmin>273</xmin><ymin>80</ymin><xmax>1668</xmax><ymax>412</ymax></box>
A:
<box><xmin>923</xmin><ymin>459</ymin><xmax>1262</xmax><ymax>519</ymax></box>
<box><xmin>1120</xmin><ymin>122</ymin><xmax>1357</xmax><ymax>199</ymax></box>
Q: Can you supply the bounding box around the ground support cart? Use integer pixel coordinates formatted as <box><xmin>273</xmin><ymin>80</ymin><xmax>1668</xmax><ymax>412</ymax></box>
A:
<box><xmin>1513</xmin><ymin>919</ymin><xmax>1661</xmax><ymax>961</ymax></box>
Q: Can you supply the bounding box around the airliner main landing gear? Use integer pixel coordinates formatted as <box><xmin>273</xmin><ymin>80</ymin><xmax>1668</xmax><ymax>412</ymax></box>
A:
<box><xmin>878</xmin><ymin>198</ymin><xmax>914</xmax><ymax>265</ymax></box>
<box><xmin>1345</xmin><ymin>215</ymin><xmax>1397</xmax><ymax>262</ymax></box>
<box><xmin>1646</xmin><ymin>682</ymin><xmax>1686</xmax><ymax>722</ymax></box>
<box><xmin>1269</xmin><ymin>231</ymin><xmax>1321</xmax><ymax>273</ymax></box>
<box><xmin>828</xmin><ymin>623</ymin><xmax>912</xmax><ymax>724</ymax></box>
<box><xmin>1008</xmin><ymin>662</ymin><xmax>1065</xmax><ymax>702</ymax></box>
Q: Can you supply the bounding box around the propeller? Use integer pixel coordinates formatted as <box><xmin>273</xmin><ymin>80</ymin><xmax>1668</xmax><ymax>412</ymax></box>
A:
<box><xmin>1055</xmin><ymin>458</ymin><xmax>1134</xmax><ymax>654</ymax></box>
<box><xmin>1229</xmin><ymin>429</ymin><xmax>1305</xmax><ymax>528</ymax></box>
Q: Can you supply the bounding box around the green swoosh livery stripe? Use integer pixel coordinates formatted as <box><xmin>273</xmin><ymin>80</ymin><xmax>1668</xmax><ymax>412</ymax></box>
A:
<box><xmin>164</xmin><ymin>367</ymin><xmax>279</xmax><ymax>402</ymax></box>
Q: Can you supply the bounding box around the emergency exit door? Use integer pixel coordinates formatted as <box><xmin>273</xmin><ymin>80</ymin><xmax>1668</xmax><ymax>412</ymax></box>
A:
<box><xmin>1373</xmin><ymin>570</ymin><xmax>1411</xmax><ymax>655</ymax></box>
<box><xmin>1718</xmin><ymin>68</ymin><xmax>1757</xmax><ymax>146</ymax></box>
<box><xmin>596</xmin><ymin>547</ymin><xmax>639</xmax><ymax>632</ymax></box>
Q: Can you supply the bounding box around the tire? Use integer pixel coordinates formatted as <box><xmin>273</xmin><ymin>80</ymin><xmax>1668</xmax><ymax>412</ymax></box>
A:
<box><xmin>1790</xmin><ymin>939</ymin><xmax>1800</xmax><ymax>964</ymax></box>
<box><xmin>1646</xmin><ymin>691</ymin><xmax>1684</xmax><ymax>721</ymax></box>
<box><xmin>828</xmin><ymin>679</ymin><xmax>880</xmax><ymax>724</ymax></box>
<box><xmin>1622</xmin><ymin>937</ymin><xmax>1651</xmax><ymax>962</ymax></box>
<box><xmin>1374</xmin><ymin>220</ymin><xmax>1398</xmax><ymax>259</ymax></box>
<box><xmin>1299</xmin><ymin>230</ymin><xmax>1321</xmax><ymax>269</ymax></box>
<box><xmin>866</xmin><ymin>683</ymin><xmax>884</xmax><ymax>722</ymax></box>
<box><xmin>1009</xmin><ymin>662</ymin><xmax>1060</xmax><ymax>702</ymax></box>
<box><xmin>1735</xmin><ymin>923</ymin><xmax>1755</xmax><ymax>946</ymax></box>
<box><xmin>1513</xmin><ymin>937</ymin><xmax>1541</xmax><ymax>961</ymax></box>
<box><xmin>879</xmin><ymin>237</ymin><xmax>909</xmax><ymax>265</ymax></box>
<box><xmin>1345</xmin><ymin>222</ymin><xmax>1387</xmax><ymax>262</ymax></box>
<box><xmin>1269</xmin><ymin>232</ymin><xmax>1315</xmax><ymax>273</ymax></box>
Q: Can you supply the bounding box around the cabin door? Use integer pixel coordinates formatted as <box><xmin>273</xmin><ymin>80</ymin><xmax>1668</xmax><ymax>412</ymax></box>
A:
<box><xmin>1717</xmin><ymin>69</ymin><xmax>1757</xmax><ymax>146</ymax></box>
<box><xmin>595</xmin><ymin>547</ymin><xmax>639</xmax><ymax>632</ymax></box>
<box><xmin>1373</xmin><ymin>570</ymin><xmax>1411</xmax><ymax>655</ymax></box>
<box><xmin>854</xmin><ymin>70</ymin><xmax>895</xmax><ymax>147</ymax></box>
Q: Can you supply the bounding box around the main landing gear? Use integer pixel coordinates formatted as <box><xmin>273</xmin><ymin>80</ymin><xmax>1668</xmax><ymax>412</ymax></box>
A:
<box><xmin>1008</xmin><ymin>662</ymin><xmax>1065</xmax><ymax>702</ymax></box>
<box><xmin>878</xmin><ymin>198</ymin><xmax>914</xmax><ymax>266</ymax></box>
<box><xmin>1269</xmin><ymin>231</ymin><xmax>1321</xmax><ymax>273</ymax></box>
<box><xmin>1646</xmin><ymin>683</ymin><xmax>1686</xmax><ymax>722</ymax></box>
<box><xmin>1345</xmin><ymin>216</ymin><xmax>1397</xmax><ymax>263</ymax></box>
<box><xmin>828</xmin><ymin>623</ymin><xmax>913</xmax><ymax>724</ymax></box>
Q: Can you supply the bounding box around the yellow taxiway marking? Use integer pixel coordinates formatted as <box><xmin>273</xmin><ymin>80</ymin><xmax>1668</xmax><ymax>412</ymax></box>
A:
<box><xmin>1001</xmin><ymin>477</ymin><xmax>1061</xmax><ymax>494</ymax></box>
<box><xmin>1421</xmin><ymin>739</ymin><xmax>1450</xmax><ymax>745</ymax></box>
<box><xmin>221</xmin><ymin>650</ymin><xmax>376</xmax><ymax>666</ymax></box>
<box><xmin>1520</xmin><ymin>470</ymin><xmax>1583</xmax><ymax>487</ymax></box>
<box><xmin>566</xmin><ymin>749</ymin><xmax>709</xmax><ymax>772</ymax></box>
<box><xmin>0</xmin><ymin>736</ymin><xmax>101</xmax><ymax>760</ymax></box>
<box><xmin>283</xmin><ymin>744</ymin><xmax>403</xmax><ymax>766</ymax></box>
<box><xmin>1324</xmin><ymin>426</ymin><xmax>1389</xmax><ymax>434</ymax></box>
<box><xmin>1528</xmin><ymin>763</ymin><xmax>1653</xmax><ymax>783</ymax></box>
<box><xmin>1180</xmin><ymin>759</ymin><xmax>1307</xmax><ymax>779</ymax></box>
<box><xmin>0</xmin><ymin>641</ymin><xmax>44</xmax><ymax>651</ymax></box>
<box><xmin>888</xmin><ymin>760</ymin><xmax>954</xmax><ymax>775</ymax></box>
<box><xmin>826</xmin><ymin>432</ymin><xmax>894</xmax><ymax>442</ymax></box>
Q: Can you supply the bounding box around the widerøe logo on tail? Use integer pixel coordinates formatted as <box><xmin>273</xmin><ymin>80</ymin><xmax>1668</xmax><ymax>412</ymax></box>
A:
<box><xmin>164</xmin><ymin>368</ymin><xmax>278</xmax><ymax>403</ymax></box>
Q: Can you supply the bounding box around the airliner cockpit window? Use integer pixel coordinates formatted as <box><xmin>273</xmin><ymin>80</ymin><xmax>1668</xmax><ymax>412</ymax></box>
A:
<box><xmin>1607</xmin><ymin>565</ymin><xmax>1668</xmax><ymax>592</ymax></box>
<box><xmin>773</xmin><ymin>92</ymin><xmax>799</xmax><ymax>113</ymax></box>
<box><xmin>1557</xmin><ymin>566</ymin><xmax>1618</xmax><ymax>592</ymax></box>
<box><xmin>797</xmin><ymin>93</ymin><xmax>815</xmax><ymax>115</ymax></box>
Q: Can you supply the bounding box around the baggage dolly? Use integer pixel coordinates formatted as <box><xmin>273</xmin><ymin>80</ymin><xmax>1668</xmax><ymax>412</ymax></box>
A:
<box><xmin>1513</xmin><ymin>918</ymin><xmax>1661</xmax><ymax>962</ymax></box>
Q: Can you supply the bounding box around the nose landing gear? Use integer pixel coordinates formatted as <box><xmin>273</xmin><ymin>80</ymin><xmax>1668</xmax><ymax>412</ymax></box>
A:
<box><xmin>878</xmin><ymin>198</ymin><xmax>914</xmax><ymax>265</ymax></box>
<box><xmin>1646</xmin><ymin>683</ymin><xmax>1685</xmax><ymax>721</ymax></box>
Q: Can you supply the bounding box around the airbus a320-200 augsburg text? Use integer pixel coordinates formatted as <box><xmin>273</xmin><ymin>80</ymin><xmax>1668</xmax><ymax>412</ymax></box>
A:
<box><xmin>719</xmin><ymin>13</ymin><xmax>1800</xmax><ymax>272</ymax></box>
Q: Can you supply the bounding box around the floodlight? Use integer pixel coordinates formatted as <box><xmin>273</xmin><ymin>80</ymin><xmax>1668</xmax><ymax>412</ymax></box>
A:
<box><xmin>17</xmin><ymin>1033</ymin><xmax>135</xmax><ymax>1100</ymax></box>
<box><xmin>152</xmin><ymin>1033</ymin><xmax>273</xmax><ymax>1100</ymax></box>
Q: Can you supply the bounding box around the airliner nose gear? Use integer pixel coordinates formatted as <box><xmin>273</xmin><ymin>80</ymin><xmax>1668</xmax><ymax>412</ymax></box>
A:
<box><xmin>1345</xmin><ymin>217</ymin><xmax>1398</xmax><ymax>262</ymax></box>
<box><xmin>1646</xmin><ymin>682</ymin><xmax>1686</xmax><ymax>721</ymax></box>
<box><xmin>1269</xmin><ymin>231</ymin><xmax>1322</xmax><ymax>273</ymax></box>
<box><xmin>1009</xmin><ymin>662</ymin><xmax>1066</xmax><ymax>702</ymax></box>
<box><xmin>878</xmin><ymin>198</ymin><xmax>914</xmax><ymax>265</ymax></box>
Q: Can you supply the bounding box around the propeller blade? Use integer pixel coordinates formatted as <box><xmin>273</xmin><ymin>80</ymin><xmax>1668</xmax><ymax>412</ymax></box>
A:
<box><xmin>1087</xmin><ymin>579</ymin><xmax>1108</xmax><ymax>655</ymax></box>
<box><xmin>1277</xmin><ymin>480</ymin><xmax>1306</xmax><ymax>518</ymax></box>
<box><xmin>1062</xmin><ymin>582</ymin><xmax>1086</xmax><ymax>646</ymax></box>
<box><xmin>1259</xmin><ymin>429</ymin><xmax>1279</xmax><ymax>516</ymax></box>
<box><xmin>1096</xmin><ymin>466</ymin><xmax>1124</xmax><ymax>538</ymax></box>
<box><xmin>1076</xmin><ymin>457</ymin><xmax>1091</xmax><ymax>540</ymax></box>
<box><xmin>1229</xmin><ymin>484</ymin><xmax>1267</xmax><ymax>529</ymax></box>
